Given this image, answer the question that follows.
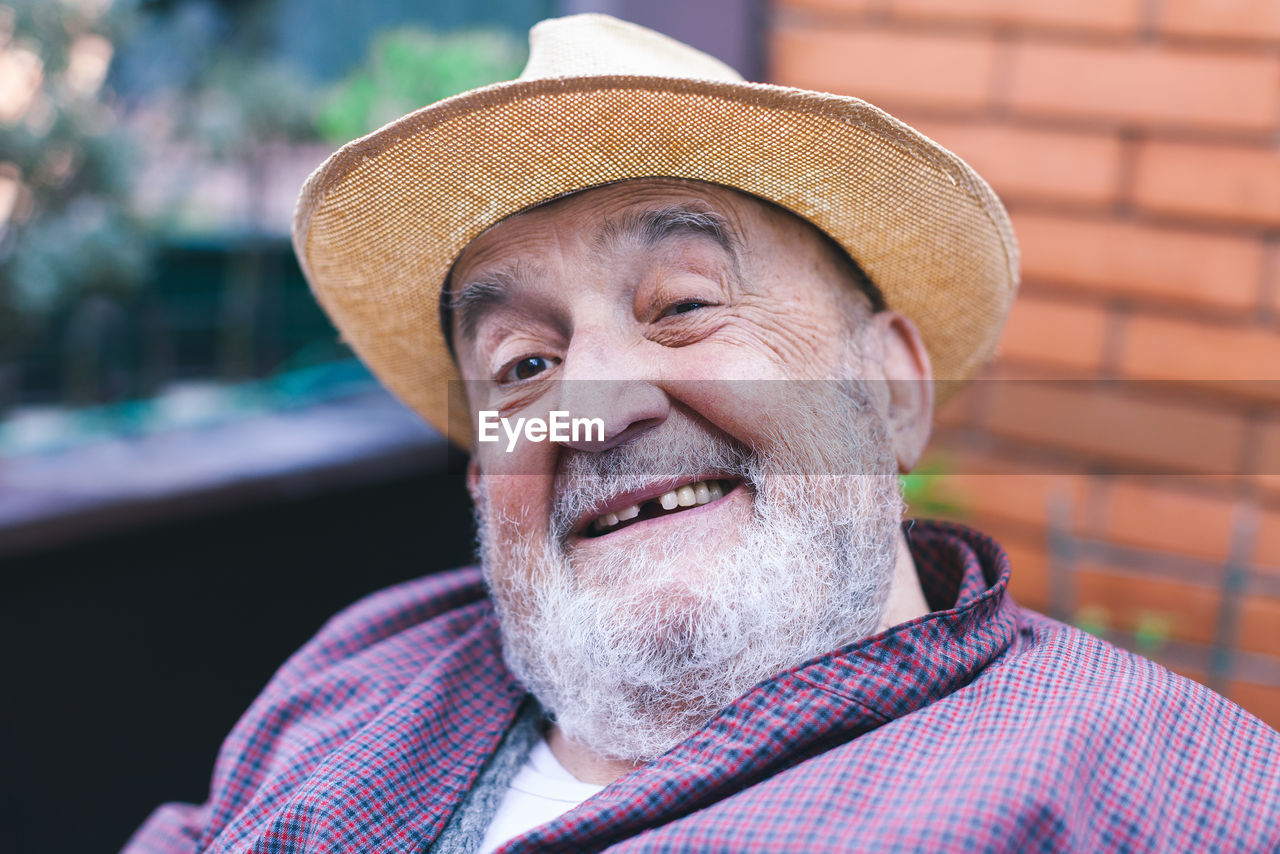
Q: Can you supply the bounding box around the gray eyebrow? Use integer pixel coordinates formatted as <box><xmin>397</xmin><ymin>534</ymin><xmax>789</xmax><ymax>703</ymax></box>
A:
<box><xmin>446</xmin><ymin>267</ymin><xmax>522</xmax><ymax>343</ymax></box>
<box><xmin>597</xmin><ymin>205</ymin><xmax>738</xmax><ymax>256</ymax></box>
<box><xmin>442</xmin><ymin>205</ymin><xmax>739</xmax><ymax>353</ymax></box>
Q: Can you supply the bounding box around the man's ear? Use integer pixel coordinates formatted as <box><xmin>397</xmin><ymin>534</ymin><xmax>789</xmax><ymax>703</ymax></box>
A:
<box><xmin>870</xmin><ymin>311</ymin><xmax>934</xmax><ymax>473</ymax></box>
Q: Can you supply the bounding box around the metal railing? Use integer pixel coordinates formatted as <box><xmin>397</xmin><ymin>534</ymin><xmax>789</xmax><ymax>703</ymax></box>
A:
<box><xmin>1</xmin><ymin>239</ymin><xmax>342</xmax><ymax>416</ymax></box>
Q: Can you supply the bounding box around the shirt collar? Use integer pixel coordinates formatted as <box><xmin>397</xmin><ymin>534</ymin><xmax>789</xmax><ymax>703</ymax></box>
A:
<box><xmin>824</xmin><ymin>518</ymin><xmax>1018</xmax><ymax>720</ymax></box>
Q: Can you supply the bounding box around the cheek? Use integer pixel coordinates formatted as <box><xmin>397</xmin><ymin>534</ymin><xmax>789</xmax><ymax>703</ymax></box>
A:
<box><xmin>476</xmin><ymin>470</ymin><xmax>562</xmax><ymax>613</ymax></box>
<box><xmin>474</xmin><ymin>465</ymin><xmax>556</xmax><ymax>535</ymax></box>
<box><xmin>654</xmin><ymin>315</ymin><xmax>857</xmax><ymax>456</ymax></box>
<box><xmin>659</xmin><ymin>355</ymin><xmax>823</xmax><ymax>455</ymax></box>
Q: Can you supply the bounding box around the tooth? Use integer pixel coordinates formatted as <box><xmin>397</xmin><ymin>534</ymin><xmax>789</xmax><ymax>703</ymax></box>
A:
<box><xmin>659</xmin><ymin>490</ymin><xmax>679</xmax><ymax>510</ymax></box>
<box><xmin>694</xmin><ymin>482</ymin><xmax>710</xmax><ymax>505</ymax></box>
<box><xmin>708</xmin><ymin>481</ymin><xmax>724</xmax><ymax>500</ymax></box>
<box><xmin>604</xmin><ymin>512</ymin><xmax>619</xmax><ymax>527</ymax></box>
<box><xmin>676</xmin><ymin>485</ymin><xmax>696</xmax><ymax>507</ymax></box>
<box><xmin>617</xmin><ymin>504</ymin><xmax>640</xmax><ymax>521</ymax></box>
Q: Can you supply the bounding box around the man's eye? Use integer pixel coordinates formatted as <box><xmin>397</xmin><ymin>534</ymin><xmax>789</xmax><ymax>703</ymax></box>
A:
<box><xmin>500</xmin><ymin>355</ymin><xmax>557</xmax><ymax>383</ymax></box>
<box><xmin>663</xmin><ymin>301</ymin><xmax>710</xmax><ymax>317</ymax></box>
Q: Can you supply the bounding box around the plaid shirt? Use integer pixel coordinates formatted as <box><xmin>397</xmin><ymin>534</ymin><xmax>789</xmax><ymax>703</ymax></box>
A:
<box><xmin>125</xmin><ymin>521</ymin><xmax>1280</xmax><ymax>853</ymax></box>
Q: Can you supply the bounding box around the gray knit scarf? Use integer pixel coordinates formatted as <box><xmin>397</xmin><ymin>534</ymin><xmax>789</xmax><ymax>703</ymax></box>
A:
<box><xmin>429</xmin><ymin>698</ymin><xmax>545</xmax><ymax>853</ymax></box>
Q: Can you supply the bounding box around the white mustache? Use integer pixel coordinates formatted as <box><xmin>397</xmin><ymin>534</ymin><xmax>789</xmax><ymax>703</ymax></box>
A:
<box><xmin>550</xmin><ymin>427</ymin><xmax>750</xmax><ymax>543</ymax></box>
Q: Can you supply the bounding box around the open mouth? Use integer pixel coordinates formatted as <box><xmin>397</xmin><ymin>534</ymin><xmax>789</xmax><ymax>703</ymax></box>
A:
<box><xmin>583</xmin><ymin>478</ymin><xmax>740</xmax><ymax>538</ymax></box>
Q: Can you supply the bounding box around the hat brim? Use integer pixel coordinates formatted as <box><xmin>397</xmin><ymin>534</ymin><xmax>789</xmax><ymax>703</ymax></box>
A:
<box><xmin>293</xmin><ymin>75</ymin><xmax>1019</xmax><ymax>446</ymax></box>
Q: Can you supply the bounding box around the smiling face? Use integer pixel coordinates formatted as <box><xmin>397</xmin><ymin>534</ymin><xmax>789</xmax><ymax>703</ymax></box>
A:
<box><xmin>449</xmin><ymin>178</ymin><xmax>933</xmax><ymax>760</ymax></box>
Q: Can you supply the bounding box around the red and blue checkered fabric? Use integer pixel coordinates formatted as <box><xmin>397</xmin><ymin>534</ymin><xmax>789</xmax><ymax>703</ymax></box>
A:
<box><xmin>125</xmin><ymin>521</ymin><xmax>1280</xmax><ymax>853</ymax></box>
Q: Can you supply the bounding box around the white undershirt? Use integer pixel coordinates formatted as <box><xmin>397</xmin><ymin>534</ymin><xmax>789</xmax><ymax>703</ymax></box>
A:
<box><xmin>477</xmin><ymin>736</ymin><xmax>607</xmax><ymax>853</ymax></box>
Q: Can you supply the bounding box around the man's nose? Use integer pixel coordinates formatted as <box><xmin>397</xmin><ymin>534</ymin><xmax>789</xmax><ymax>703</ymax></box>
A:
<box><xmin>552</xmin><ymin>338</ymin><xmax>669</xmax><ymax>452</ymax></box>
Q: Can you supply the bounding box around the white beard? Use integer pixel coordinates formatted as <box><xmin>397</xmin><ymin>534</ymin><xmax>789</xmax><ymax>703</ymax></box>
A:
<box><xmin>476</xmin><ymin>380</ymin><xmax>903</xmax><ymax>762</ymax></box>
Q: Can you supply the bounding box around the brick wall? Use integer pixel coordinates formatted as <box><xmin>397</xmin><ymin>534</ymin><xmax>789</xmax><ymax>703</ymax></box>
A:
<box><xmin>769</xmin><ymin>0</ymin><xmax>1280</xmax><ymax>727</ymax></box>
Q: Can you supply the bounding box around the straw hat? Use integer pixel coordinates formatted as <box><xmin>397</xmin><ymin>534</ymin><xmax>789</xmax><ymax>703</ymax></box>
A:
<box><xmin>292</xmin><ymin>13</ymin><xmax>1019</xmax><ymax>445</ymax></box>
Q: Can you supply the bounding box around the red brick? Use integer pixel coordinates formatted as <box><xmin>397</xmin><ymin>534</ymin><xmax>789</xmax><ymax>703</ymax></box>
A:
<box><xmin>906</xmin><ymin>463</ymin><xmax>1064</xmax><ymax>612</ymax></box>
<box><xmin>1255</xmin><ymin>506</ymin><xmax>1280</xmax><ymax>569</ymax></box>
<box><xmin>769</xmin><ymin>26</ymin><xmax>997</xmax><ymax>111</ymax></box>
<box><xmin>1003</xmin><ymin>536</ymin><xmax>1050</xmax><ymax>609</ymax></box>
<box><xmin>890</xmin><ymin>0</ymin><xmax>1142</xmax><ymax>34</ymax></box>
<box><xmin>1098</xmin><ymin>480</ymin><xmax>1239</xmax><ymax>560</ymax></box>
<box><xmin>775</xmin><ymin>0</ymin><xmax>873</xmax><ymax>14</ymax></box>
<box><xmin>997</xmin><ymin>294</ymin><xmax>1109</xmax><ymax>372</ymax></box>
<box><xmin>1259</xmin><ymin>419</ymin><xmax>1280</xmax><ymax>494</ymax></box>
<box><xmin>1258</xmin><ymin>425</ymin><xmax>1280</xmax><ymax>505</ymax></box>
<box><xmin>947</xmin><ymin>468</ymin><xmax>1088</xmax><ymax>531</ymax></box>
<box><xmin>1160</xmin><ymin>0</ymin><xmax>1280</xmax><ymax>43</ymax></box>
<box><xmin>1008</xmin><ymin>42</ymin><xmax>1280</xmax><ymax>132</ymax></box>
<box><xmin>914</xmin><ymin>372</ymin><xmax>979</xmax><ymax>430</ymax></box>
<box><xmin>933</xmin><ymin>386</ymin><xmax>976</xmax><ymax>431</ymax></box>
<box><xmin>1075</xmin><ymin>562</ymin><xmax>1219</xmax><ymax>645</ymax></box>
<box><xmin>1121</xmin><ymin>316</ymin><xmax>1280</xmax><ymax>382</ymax></box>
<box><xmin>1133</xmin><ymin>142</ymin><xmax>1280</xmax><ymax>227</ymax></box>
<box><xmin>1257</xmin><ymin>474</ymin><xmax>1280</xmax><ymax>500</ymax></box>
<box><xmin>1238</xmin><ymin>595</ymin><xmax>1280</xmax><ymax>657</ymax></box>
<box><xmin>1228</xmin><ymin>680</ymin><xmax>1280</xmax><ymax>731</ymax></box>
<box><xmin>1015</xmin><ymin>212</ymin><xmax>1262</xmax><ymax>311</ymax></box>
<box><xmin>906</xmin><ymin>119</ymin><xmax>1122</xmax><ymax>206</ymax></box>
<box><xmin>915</xmin><ymin>444</ymin><xmax>1094</xmax><ymax>529</ymax></box>
<box><xmin>980</xmin><ymin>381</ymin><xmax>1248</xmax><ymax>474</ymax></box>
<box><xmin>1162</xmin><ymin>660</ymin><xmax>1207</xmax><ymax>686</ymax></box>
<box><xmin>1271</xmin><ymin>243</ymin><xmax>1280</xmax><ymax>318</ymax></box>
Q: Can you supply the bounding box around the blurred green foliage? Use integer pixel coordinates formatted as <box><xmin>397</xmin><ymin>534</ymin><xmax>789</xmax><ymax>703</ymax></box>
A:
<box><xmin>143</xmin><ymin>2</ymin><xmax>322</xmax><ymax>238</ymax></box>
<box><xmin>184</xmin><ymin>58</ymin><xmax>317</xmax><ymax>158</ymax></box>
<box><xmin>901</xmin><ymin>459</ymin><xmax>965</xmax><ymax>518</ymax></box>
<box><xmin>1132</xmin><ymin>611</ymin><xmax>1172</xmax><ymax>653</ymax></box>
<box><xmin>1075</xmin><ymin>604</ymin><xmax>1109</xmax><ymax>638</ymax></box>
<box><xmin>317</xmin><ymin>27</ymin><xmax>525</xmax><ymax>143</ymax></box>
<box><xmin>0</xmin><ymin>0</ymin><xmax>148</xmax><ymax>360</ymax></box>
<box><xmin>1</xmin><ymin>5</ymin><xmax>528</xmax><ymax>410</ymax></box>
<box><xmin>1073</xmin><ymin>605</ymin><xmax>1173</xmax><ymax>654</ymax></box>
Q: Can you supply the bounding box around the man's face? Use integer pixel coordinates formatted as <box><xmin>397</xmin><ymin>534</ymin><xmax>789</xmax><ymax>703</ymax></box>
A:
<box><xmin>449</xmin><ymin>179</ymin><xmax>927</xmax><ymax>760</ymax></box>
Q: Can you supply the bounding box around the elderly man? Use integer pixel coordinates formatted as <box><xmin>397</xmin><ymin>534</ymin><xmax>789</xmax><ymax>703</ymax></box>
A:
<box><xmin>127</xmin><ymin>14</ymin><xmax>1278</xmax><ymax>854</ymax></box>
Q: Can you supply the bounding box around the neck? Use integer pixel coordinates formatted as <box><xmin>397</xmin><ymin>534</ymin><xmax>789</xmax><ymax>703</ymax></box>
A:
<box><xmin>546</xmin><ymin>529</ymin><xmax>929</xmax><ymax>785</ymax></box>
<box><xmin>546</xmin><ymin>725</ymin><xmax>642</xmax><ymax>785</ymax></box>
<box><xmin>876</xmin><ymin>533</ymin><xmax>930</xmax><ymax>632</ymax></box>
